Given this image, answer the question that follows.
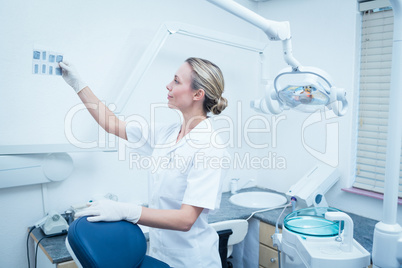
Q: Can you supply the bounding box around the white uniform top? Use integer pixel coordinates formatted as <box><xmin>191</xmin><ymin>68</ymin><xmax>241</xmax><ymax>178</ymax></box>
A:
<box><xmin>126</xmin><ymin>118</ymin><xmax>229</xmax><ymax>268</ymax></box>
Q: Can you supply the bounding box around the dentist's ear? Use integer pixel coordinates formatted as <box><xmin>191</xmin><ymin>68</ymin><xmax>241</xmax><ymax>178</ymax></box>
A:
<box><xmin>193</xmin><ymin>89</ymin><xmax>205</xmax><ymax>101</ymax></box>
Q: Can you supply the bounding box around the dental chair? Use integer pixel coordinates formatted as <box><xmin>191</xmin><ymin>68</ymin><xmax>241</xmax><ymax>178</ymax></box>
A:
<box><xmin>211</xmin><ymin>219</ymin><xmax>249</xmax><ymax>268</ymax></box>
<box><xmin>65</xmin><ymin>216</ymin><xmax>169</xmax><ymax>268</ymax></box>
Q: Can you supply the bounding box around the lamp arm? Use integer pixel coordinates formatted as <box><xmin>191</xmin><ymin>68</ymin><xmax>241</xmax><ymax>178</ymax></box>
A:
<box><xmin>282</xmin><ymin>39</ymin><xmax>301</xmax><ymax>70</ymax></box>
<box><xmin>206</xmin><ymin>0</ymin><xmax>289</xmax><ymax>40</ymax></box>
<box><xmin>206</xmin><ymin>0</ymin><xmax>301</xmax><ymax>70</ymax></box>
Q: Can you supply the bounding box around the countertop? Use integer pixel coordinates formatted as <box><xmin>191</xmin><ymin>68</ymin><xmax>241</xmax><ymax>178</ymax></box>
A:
<box><xmin>34</xmin><ymin>187</ymin><xmax>378</xmax><ymax>264</ymax></box>
<box><xmin>30</xmin><ymin>228</ymin><xmax>72</xmax><ymax>264</ymax></box>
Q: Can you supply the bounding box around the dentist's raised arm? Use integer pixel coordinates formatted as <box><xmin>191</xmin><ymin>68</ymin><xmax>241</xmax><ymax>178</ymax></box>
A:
<box><xmin>59</xmin><ymin>61</ymin><xmax>127</xmax><ymax>140</ymax></box>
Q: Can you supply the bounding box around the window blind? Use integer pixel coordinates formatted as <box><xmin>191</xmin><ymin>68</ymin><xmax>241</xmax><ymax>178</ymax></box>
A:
<box><xmin>354</xmin><ymin>5</ymin><xmax>402</xmax><ymax>198</ymax></box>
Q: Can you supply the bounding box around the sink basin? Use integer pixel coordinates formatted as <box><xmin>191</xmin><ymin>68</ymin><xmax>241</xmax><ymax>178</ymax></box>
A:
<box><xmin>230</xmin><ymin>191</ymin><xmax>288</xmax><ymax>208</ymax></box>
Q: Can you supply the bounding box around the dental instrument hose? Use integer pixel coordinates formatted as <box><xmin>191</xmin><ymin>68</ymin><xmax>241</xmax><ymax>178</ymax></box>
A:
<box><xmin>245</xmin><ymin>204</ymin><xmax>288</xmax><ymax>221</ymax></box>
<box><xmin>27</xmin><ymin>225</ymin><xmax>36</xmax><ymax>268</ymax></box>
<box><xmin>26</xmin><ymin>225</ymin><xmax>68</xmax><ymax>268</ymax></box>
<box><xmin>275</xmin><ymin>203</ymin><xmax>290</xmax><ymax>268</ymax></box>
<box><xmin>275</xmin><ymin>197</ymin><xmax>296</xmax><ymax>233</ymax></box>
<box><xmin>274</xmin><ymin>197</ymin><xmax>296</xmax><ymax>268</ymax></box>
<box><xmin>244</xmin><ymin>200</ymin><xmax>295</xmax><ymax>268</ymax></box>
<box><xmin>244</xmin><ymin>204</ymin><xmax>288</xmax><ymax>267</ymax></box>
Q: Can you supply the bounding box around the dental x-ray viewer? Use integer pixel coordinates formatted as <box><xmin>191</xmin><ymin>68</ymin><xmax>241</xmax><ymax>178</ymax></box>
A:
<box><xmin>59</xmin><ymin>58</ymin><xmax>229</xmax><ymax>267</ymax></box>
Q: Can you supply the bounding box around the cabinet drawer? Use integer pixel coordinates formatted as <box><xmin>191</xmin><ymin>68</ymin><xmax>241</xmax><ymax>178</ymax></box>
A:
<box><xmin>259</xmin><ymin>244</ymin><xmax>279</xmax><ymax>268</ymax></box>
<box><xmin>260</xmin><ymin>222</ymin><xmax>279</xmax><ymax>248</ymax></box>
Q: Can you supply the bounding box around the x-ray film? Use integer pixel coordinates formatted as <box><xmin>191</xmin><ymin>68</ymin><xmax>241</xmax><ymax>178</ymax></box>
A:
<box><xmin>33</xmin><ymin>51</ymin><xmax>40</xmax><ymax>60</ymax></box>
<box><xmin>32</xmin><ymin>49</ymin><xmax>63</xmax><ymax>76</ymax></box>
<box><xmin>55</xmin><ymin>67</ymin><xmax>62</xmax><ymax>75</ymax></box>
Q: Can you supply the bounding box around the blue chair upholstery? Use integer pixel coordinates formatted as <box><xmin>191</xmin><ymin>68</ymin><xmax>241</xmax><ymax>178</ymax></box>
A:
<box><xmin>66</xmin><ymin>216</ymin><xmax>169</xmax><ymax>268</ymax></box>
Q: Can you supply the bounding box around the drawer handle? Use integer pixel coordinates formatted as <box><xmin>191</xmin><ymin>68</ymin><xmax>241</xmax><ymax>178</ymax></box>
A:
<box><xmin>270</xmin><ymin>258</ymin><xmax>276</xmax><ymax>263</ymax></box>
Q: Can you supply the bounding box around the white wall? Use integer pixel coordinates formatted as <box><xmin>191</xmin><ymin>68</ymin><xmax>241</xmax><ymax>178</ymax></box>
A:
<box><xmin>0</xmin><ymin>0</ymin><xmax>264</xmax><ymax>267</ymax></box>
<box><xmin>254</xmin><ymin>0</ymin><xmax>402</xmax><ymax>224</ymax></box>
<box><xmin>2</xmin><ymin>0</ymin><xmax>401</xmax><ymax>267</ymax></box>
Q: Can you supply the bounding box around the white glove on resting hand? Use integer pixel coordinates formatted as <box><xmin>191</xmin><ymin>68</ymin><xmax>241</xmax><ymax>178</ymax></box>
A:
<box><xmin>58</xmin><ymin>61</ymin><xmax>88</xmax><ymax>94</ymax></box>
<box><xmin>74</xmin><ymin>199</ymin><xmax>142</xmax><ymax>223</ymax></box>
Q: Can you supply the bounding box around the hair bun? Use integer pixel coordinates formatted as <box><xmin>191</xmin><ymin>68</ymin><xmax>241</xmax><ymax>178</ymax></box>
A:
<box><xmin>211</xmin><ymin>97</ymin><xmax>228</xmax><ymax>115</ymax></box>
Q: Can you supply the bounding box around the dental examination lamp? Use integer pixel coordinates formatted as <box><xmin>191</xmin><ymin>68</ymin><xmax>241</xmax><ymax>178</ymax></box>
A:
<box><xmin>206</xmin><ymin>0</ymin><xmax>348</xmax><ymax>116</ymax></box>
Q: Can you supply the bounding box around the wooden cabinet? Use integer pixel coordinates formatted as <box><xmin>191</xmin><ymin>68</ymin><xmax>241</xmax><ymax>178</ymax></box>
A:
<box><xmin>57</xmin><ymin>261</ymin><xmax>78</xmax><ymax>268</ymax></box>
<box><xmin>259</xmin><ymin>221</ymin><xmax>279</xmax><ymax>268</ymax></box>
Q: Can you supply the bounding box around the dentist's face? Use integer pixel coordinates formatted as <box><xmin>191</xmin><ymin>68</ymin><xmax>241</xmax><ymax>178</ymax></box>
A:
<box><xmin>166</xmin><ymin>62</ymin><xmax>196</xmax><ymax>112</ymax></box>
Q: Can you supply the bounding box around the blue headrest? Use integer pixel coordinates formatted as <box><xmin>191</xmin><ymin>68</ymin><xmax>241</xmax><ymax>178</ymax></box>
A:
<box><xmin>67</xmin><ymin>216</ymin><xmax>147</xmax><ymax>268</ymax></box>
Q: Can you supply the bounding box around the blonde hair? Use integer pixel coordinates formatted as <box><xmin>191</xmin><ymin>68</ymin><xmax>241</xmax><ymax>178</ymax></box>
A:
<box><xmin>185</xmin><ymin>57</ymin><xmax>228</xmax><ymax>115</ymax></box>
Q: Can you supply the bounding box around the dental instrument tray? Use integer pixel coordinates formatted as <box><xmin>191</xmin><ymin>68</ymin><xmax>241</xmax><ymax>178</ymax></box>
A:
<box><xmin>284</xmin><ymin>207</ymin><xmax>342</xmax><ymax>237</ymax></box>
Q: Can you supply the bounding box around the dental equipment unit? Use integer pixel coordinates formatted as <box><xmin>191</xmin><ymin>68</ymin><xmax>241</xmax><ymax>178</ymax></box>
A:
<box><xmin>206</xmin><ymin>0</ymin><xmax>402</xmax><ymax>267</ymax></box>
<box><xmin>275</xmin><ymin>207</ymin><xmax>370</xmax><ymax>268</ymax></box>
<box><xmin>273</xmin><ymin>163</ymin><xmax>370</xmax><ymax>267</ymax></box>
<box><xmin>206</xmin><ymin>0</ymin><xmax>348</xmax><ymax>116</ymax></box>
<box><xmin>285</xmin><ymin>163</ymin><xmax>340</xmax><ymax>209</ymax></box>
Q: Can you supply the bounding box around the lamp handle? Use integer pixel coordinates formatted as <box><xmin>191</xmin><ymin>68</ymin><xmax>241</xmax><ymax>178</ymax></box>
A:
<box><xmin>265</xmin><ymin>83</ymin><xmax>283</xmax><ymax>115</ymax></box>
<box><xmin>330</xmin><ymin>87</ymin><xmax>348</xmax><ymax>116</ymax></box>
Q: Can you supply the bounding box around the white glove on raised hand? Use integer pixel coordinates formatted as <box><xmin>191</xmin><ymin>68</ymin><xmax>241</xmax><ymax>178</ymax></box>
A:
<box><xmin>58</xmin><ymin>61</ymin><xmax>88</xmax><ymax>94</ymax></box>
<box><xmin>74</xmin><ymin>199</ymin><xmax>142</xmax><ymax>223</ymax></box>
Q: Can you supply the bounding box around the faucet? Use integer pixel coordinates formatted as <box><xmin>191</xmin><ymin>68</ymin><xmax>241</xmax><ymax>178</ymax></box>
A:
<box><xmin>231</xmin><ymin>178</ymin><xmax>240</xmax><ymax>194</ymax></box>
<box><xmin>325</xmin><ymin>211</ymin><xmax>354</xmax><ymax>252</ymax></box>
<box><xmin>231</xmin><ymin>178</ymin><xmax>255</xmax><ymax>195</ymax></box>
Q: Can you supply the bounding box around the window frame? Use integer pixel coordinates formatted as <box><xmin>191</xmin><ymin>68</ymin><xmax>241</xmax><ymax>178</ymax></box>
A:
<box><xmin>344</xmin><ymin>0</ymin><xmax>402</xmax><ymax>203</ymax></box>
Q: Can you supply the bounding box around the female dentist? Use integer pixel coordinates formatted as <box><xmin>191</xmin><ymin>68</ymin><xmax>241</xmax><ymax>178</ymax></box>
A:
<box><xmin>59</xmin><ymin>57</ymin><xmax>229</xmax><ymax>267</ymax></box>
